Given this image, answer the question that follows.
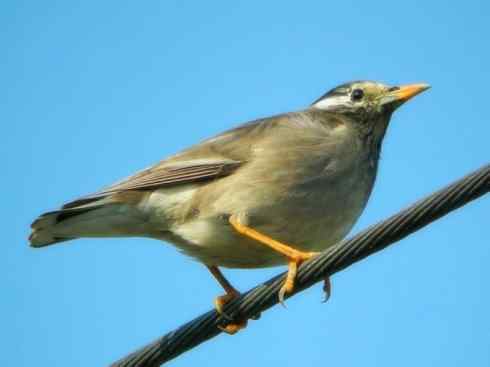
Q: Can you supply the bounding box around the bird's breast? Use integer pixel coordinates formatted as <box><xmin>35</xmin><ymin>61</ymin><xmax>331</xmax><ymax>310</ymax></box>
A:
<box><xmin>164</xmin><ymin>154</ymin><xmax>376</xmax><ymax>268</ymax></box>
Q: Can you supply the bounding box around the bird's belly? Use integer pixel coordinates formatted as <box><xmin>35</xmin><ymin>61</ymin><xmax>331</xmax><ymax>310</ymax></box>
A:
<box><xmin>169</xmin><ymin>218</ymin><xmax>287</xmax><ymax>268</ymax></box>
<box><xmin>166</xmin><ymin>185</ymin><xmax>367</xmax><ymax>268</ymax></box>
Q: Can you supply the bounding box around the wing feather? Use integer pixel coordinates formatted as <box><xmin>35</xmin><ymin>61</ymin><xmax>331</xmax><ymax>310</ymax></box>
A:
<box><xmin>103</xmin><ymin>162</ymin><xmax>242</xmax><ymax>192</ymax></box>
<box><xmin>62</xmin><ymin>113</ymin><xmax>283</xmax><ymax>209</ymax></box>
<box><xmin>62</xmin><ymin>161</ymin><xmax>242</xmax><ymax>209</ymax></box>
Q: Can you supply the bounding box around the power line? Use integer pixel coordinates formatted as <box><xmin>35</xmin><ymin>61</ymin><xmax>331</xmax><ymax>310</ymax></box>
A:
<box><xmin>111</xmin><ymin>163</ymin><xmax>490</xmax><ymax>367</ymax></box>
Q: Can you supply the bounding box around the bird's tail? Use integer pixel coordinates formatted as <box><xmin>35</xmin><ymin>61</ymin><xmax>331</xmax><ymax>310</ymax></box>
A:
<box><xmin>29</xmin><ymin>206</ymin><xmax>98</xmax><ymax>247</ymax></box>
<box><xmin>29</xmin><ymin>197</ymin><xmax>148</xmax><ymax>248</ymax></box>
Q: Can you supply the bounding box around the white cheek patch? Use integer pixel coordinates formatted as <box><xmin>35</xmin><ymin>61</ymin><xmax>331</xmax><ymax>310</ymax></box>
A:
<box><xmin>313</xmin><ymin>95</ymin><xmax>351</xmax><ymax>110</ymax></box>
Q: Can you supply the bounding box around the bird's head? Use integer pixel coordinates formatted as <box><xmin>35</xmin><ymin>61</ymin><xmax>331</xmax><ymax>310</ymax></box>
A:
<box><xmin>311</xmin><ymin>80</ymin><xmax>430</xmax><ymax>138</ymax></box>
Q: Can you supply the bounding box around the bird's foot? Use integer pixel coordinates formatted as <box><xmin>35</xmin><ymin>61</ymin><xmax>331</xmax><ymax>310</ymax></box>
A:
<box><xmin>214</xmin><ymin>291</ymin><xmax>247</xmax><ymax>334</ymax></box>
<box><xmin>278</xmin><ymin>251</ymin><xmax>320</xmax><ymax>305</ymax></box>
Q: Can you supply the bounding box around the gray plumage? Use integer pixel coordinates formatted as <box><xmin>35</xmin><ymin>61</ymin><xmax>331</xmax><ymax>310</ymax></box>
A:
<box><xmin>29</xmin><ymin>81</ymin><xmax>429</xmax><ymax>269</ymax></box>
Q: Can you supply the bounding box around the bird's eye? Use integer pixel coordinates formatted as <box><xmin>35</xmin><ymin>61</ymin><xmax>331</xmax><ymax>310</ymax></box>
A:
<box><xmin>351</xmin><ymin>89</ymin><xmax>364</xmax><ymax>101</ymax></box>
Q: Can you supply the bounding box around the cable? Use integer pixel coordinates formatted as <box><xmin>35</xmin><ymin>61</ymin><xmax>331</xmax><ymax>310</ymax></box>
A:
<box><xmin>111</xmin><ymin>163</ymin><xmax>490</xmax><ymax>367</ymax></box>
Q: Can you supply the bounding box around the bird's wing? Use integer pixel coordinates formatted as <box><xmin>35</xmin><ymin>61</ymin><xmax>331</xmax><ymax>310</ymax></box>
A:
<box><xmin>103</xmin><ymin>161</ymin><xmax>242</xmax><ymax>192</ymax></box>
<box><xmin>62</xmin><ymin>160</ymin><xmax>243</xmax><ymax>209</ymax></box>
<box><xmin>63</xmin><ymin>115</ymin><xmax>282</xmax><ymax>209</ymax></box>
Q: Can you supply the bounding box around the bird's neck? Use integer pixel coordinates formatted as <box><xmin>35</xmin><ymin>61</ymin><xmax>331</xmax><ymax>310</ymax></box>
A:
<box><xmin>358</xmin><ymin>114</ymin><xmax>390</xmax><ymax>171</ymax></box>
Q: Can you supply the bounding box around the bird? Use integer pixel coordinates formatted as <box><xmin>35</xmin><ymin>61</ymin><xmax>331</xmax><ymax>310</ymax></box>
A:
<box><xmin>29</xmin><ymin>80</ymin><xmax>429</xmax><ymax>333</ymax></box>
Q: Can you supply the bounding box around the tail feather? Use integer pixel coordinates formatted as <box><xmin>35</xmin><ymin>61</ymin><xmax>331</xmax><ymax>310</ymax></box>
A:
<box><xmin>29</xmin><ymin>206</ymin><xmax>101</xmax><ymax>247</ymax></box>
<box><xmin>29</xmin><ymin>198</ymin><xmax>148</xmax><ymax>248</ymax></box>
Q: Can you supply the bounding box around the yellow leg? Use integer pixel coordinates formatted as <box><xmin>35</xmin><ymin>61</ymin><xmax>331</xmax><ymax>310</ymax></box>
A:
<box><xmin>207</xmin><ymin>265</ymin><xmax>247</xmax><ymax>334</ymax></box>
<box><xmin>229</xmin><ymin>215</ymin><xmax>320</xmax><ymax>303</ymax></box>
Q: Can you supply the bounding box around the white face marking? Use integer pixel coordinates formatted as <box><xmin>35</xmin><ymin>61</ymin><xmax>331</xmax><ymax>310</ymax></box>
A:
<box><xmin>312</xmin><ymin>94</ymin><xmax>351</xmax><ymax>111</ymax></box>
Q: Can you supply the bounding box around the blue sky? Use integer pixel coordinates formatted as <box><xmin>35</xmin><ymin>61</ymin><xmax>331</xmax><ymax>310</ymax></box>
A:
<box><xmin>3</xmin><ymin>1</ymin><xmax>489</xmax><ymax>366</ymax></box>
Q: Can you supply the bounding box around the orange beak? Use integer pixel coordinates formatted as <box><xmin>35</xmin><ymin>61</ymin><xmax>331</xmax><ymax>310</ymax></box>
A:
<box><xmin>394</xmin><ymin>83</ymin><xmax>431</xmax><ymax>102</ymax></box>
<box><xmin>380</xmin><ymin>83</ymin><xmax>430</xmax><ymax>107</ymax></box>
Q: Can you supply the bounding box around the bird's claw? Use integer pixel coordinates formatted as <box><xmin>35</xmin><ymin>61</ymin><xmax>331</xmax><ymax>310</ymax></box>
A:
<box><xmin>214</xmin><ymin>291</ymin><xmax>251</xmax><ymax>334</ymax></box>
<box><xmin>322</xmin><ymin>276</ymin><xmax>332</xmax><ymax>303</ymax></box>
<box><xmin>214</xmin><ymin>292</ymin><xmax>239</xmax><ymax>321</ymax></box>
<box><xmin>278</xmin><ymin>286</ymin><xmax>288</xmax><ymax>308</ymax></box>
<box><xmin>218</xmin><ymin>319</ymin><xmax>247</xmax><ymax>335</ymax></box>
<box><xmin>278</xmin><ymin>277</ymin><xmax>294</xmax><ymax>307</ymax></box>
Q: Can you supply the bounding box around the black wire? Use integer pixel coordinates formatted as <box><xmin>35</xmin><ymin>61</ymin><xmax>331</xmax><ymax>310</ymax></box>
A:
<box><xmin>111</xmin><ymin>163</ymin><xmax>490</xmax><ymax>367</ymax></box>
